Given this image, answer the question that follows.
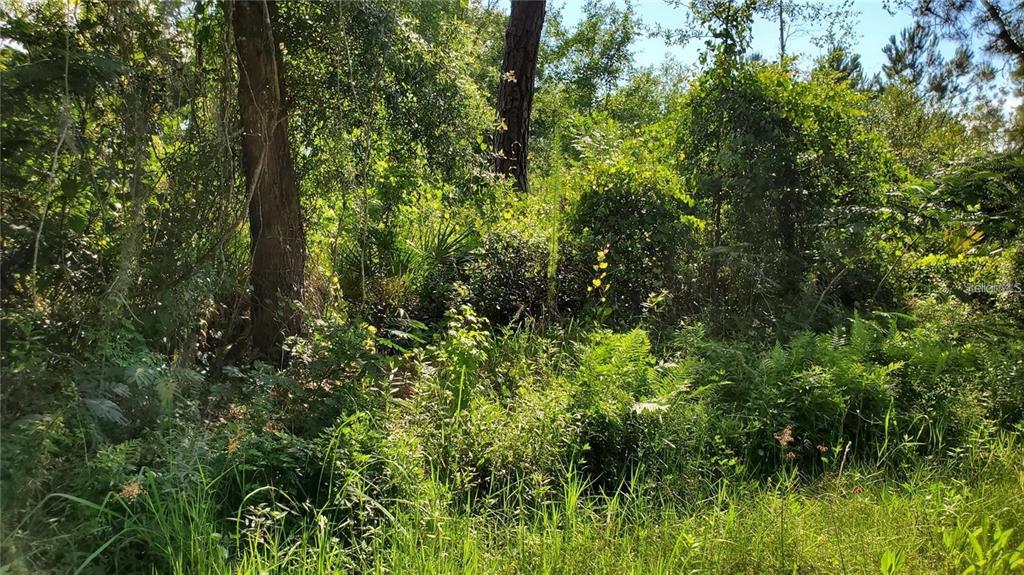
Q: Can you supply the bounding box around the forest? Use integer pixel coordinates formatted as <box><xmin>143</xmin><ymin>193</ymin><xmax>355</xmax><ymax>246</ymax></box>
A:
<box><xmin>1</xmin><ymin>0</ymin><xmax>1023</xmax><ymax>572</ymax></box>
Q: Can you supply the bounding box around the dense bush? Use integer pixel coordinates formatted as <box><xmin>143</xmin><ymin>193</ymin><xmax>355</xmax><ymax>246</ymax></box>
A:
<box><xmin>566</xmin><ymin>163</ymin><xmax>695</xmax><ymax>321</ymax></box>
<box><xmin>674</xmin><ymin>60</ymin><xmax>894</xmax><ymax>333</ymax></box>
<box><xmin>464</xmin><ymin>230</ymin><xmax>549</xmax><ymax>325</ymax></box>
<box><xmin>569</xmin><ymin>329</ymin><xmax>657</xmax><ymax>484</ymax></box>
<box><xmin>5</xmin><ymin>299</ymin><xmax>1024</xmax><ymax>572</ymax></box>
<box><xmin>694</xmin><ymin>326</ymin><xmax>897</xmax><ymax>473</ymax></box>
<box><xmin>565</xmin><ymin>328</ymin><xmax>720</xmax><ymax>495</ymax></box>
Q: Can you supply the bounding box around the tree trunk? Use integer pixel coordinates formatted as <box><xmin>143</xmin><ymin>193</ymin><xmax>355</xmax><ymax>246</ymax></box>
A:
<box><xmin>230</xmin><ymin>0</ymin><xmax>305</xmax><ymax>365</ymax></box>
<box><xmin>777</xmin><ymin>0</ymin><xmax>786</xmax><ymax>61</ymax></box>
<box><xmin>495</xmin><ymin>0</ymin><xmax>545</xmax><ymax>193</ymax></box>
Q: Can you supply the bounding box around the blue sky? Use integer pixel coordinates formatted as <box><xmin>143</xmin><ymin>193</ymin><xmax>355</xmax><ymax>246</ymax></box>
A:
<box><xmin>558</xmin><ymin>1</ymin><xmax>922</xmax><ymax>76</ymax></box>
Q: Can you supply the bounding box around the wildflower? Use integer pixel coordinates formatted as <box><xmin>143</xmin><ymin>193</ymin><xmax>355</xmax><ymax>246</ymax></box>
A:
<box><xmin>786</xmin><ymin>451</ymin><xmax>796</xmax><ymax>460</ymax></box>
<box><xmin>119</xmin><ymin>481</ymin><xmax>144</xmax><ymax>502</ymax></box>
<box><xmin>592</xmin><ymin>278</ymin><xmax>602</xmax><ymax>288</ymax></box>
<box><xmin>816</xmin><ymin>444</ymin><xmax>828</xmax><ymax>454</ymax></box>
<box><xmin>774</xmin><ymin>424</ymin><xmax>794</xmax><ymax>447</ymax></box>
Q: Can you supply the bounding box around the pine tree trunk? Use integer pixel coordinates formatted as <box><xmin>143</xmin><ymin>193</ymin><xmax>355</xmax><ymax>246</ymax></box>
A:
<box><xmin>495</xmin><ymin>0</ymin><xmax>545</xmax><ymax>193</ymax></box>
<box><xmin>230</xmin><ymin>0</ymin><xmax>305</xmax><ymax>365</ymax></box>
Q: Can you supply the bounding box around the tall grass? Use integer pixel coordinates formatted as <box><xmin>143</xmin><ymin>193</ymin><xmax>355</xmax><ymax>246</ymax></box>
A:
<box><xmin>367</xmin><ymin>462</ymin><xmax>1023</xmax><ymax>575</ymax></box>
<box><xmin>66</xmin><ymin>436</ymin><xmax>1020</xmax><ymax>575</ymax></box>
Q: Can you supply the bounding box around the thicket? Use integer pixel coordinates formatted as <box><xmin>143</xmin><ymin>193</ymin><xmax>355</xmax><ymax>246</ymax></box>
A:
<box><xmin>2</xmin><ymin>0</ymin><xmax>1023</xmax><ymax>573</ymax></box>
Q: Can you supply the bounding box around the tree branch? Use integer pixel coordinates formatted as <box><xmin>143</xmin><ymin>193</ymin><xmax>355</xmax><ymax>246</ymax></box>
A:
<box><xmin>979</xmin><ymin>0</ymin><xmax>1024</xmax><ymax>63</ymax></box>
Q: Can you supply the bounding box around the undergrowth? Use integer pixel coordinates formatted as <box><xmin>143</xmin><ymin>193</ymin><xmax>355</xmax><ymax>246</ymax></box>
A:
<box><xmin>3</xmin><ymin>302</ymin><xmax>1024</xmax><ymax>574</ymax></box>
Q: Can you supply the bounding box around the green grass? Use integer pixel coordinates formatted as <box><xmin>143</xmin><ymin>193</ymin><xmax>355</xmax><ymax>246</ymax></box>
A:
<box><xmin>368</xmin><ymin>468</ymin><xmax>1024</xmax><ymax>575</ymax></box>
<box><xmin>5</xmin><ymin>437</ymin><xmax>1023</xmax><ymax>574</ymax></box>
<box><xmin>63</xmin><ymin>439</ymin><xmax>1016</xmax><ymax>575</ymax></box>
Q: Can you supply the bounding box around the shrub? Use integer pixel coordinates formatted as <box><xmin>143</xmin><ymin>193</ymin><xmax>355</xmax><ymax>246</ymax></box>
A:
<box><xmin>215</xmin><ymin>412</ymin><xmax>394</xmax><ymax>554</ymax></box>
<box><xmin>881</xmin><ymin>299</ymin><xmax>1024</xmax><ymax>445</ymax></box>
<box><xmin>1004</xmin><ymin>246</ymin><xmax>1024</xmax><ymax>322</ymax></box>
<box><xmin>566</xmin><ymin>163</ymin><xmax>694</xmax><ymax>321</ymax></box>
<box><xmin>335</xmin><ymin>219</ymin><xmax>478</xmax><ymax>325</ymax></box>
<box><xmin>570</xmin><ymin>329</ymin><xmax>656</xmax><ymax>484</ymax></box>
<box><xmin>679</xmin><ymin>321</ymin><xmax>900</xmax><ymax>474</ymax></box>
<box><xmin>620</xmin><ymin>383</ymin><xmax>718</xmax><ymax>501</ymax></box>
<box><xmin>562</xmin><ymin>328</ymin><xmax>725</xmax><ymax>495</ymax></box>
<box><xmin>464</xmin><ymin>230</ymin><xmax>549</xmax><ymax>325</ymax></box>
<box><xmin>393</xmin><ymin>325</ymin><xmax>579</xmax><ymax>507</ymax></box>
<box><xmin>464</xmin><ymin>382</ymin><xmax>580</xmax><ymax>502</ymax></box>
<box><xmin>676</xmin><ymin>61</ymin><xmax>893</xmax><ymax>332</ymax></box>
<box><xmin>412</xmin><ymin>221</ymin><xmax>478</xmax><ymax>321</ymax></box>
<box><xmin>336</xmin><ymin>227</ymin><xmax>421</xmax><ymax>323</ymax></box>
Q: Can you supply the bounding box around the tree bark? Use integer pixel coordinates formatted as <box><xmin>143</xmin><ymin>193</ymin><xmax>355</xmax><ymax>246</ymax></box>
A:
<box><xmin>230</xmin><ymin>0</ymin><xmax>305</xmax><ymax>365</ymax></box>
<box><xmin>495</xmin><ymin>0</ymin><xmax>545</xmax><ymax>193</ymax></box>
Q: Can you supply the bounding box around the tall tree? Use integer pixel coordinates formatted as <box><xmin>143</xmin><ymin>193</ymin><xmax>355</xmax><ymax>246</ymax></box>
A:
<box><xmin>816</xmin><ymin>47</ymin><xmax>866</xmax><ymax>88</ymax></box>
<box><xmin>495</xmin><ymin>0</ymin><xmax>546</xmax><ymax>193</ymax></box>
<box><xmin>751</xmin><ymin>0</ymin><xmax>857</xmax><ymax>63</ymax></box>
<box><xmin>910</xmin><ymin>0</ymin><xmax>1024</xmax><ymax>71</ymax></box>
<box><xmin>229</xmin><ymin>0</ymin><xmax>306</xmax><ymax>364</ymax></box>
<box><xmin>882</xmin><ymin>24</ymin><xmax>943</xmax><ymax>87</ymax></box>
<box><xmin>882</xmin><ymin>23</ymin><xmax>975</xmax><ymax>100</ymax></box>
<box><xmin>544</xmin><ymin>0</ymin><xmax>639</xmax><ymax>111</ymax></box>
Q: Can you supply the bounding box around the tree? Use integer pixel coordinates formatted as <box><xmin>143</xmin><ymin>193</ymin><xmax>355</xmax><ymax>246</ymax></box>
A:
<box><xmin>229</xmin><ymin>0</ymin><xmax>306</xmax><ymax>364</ymax></box>
<box><xmin>882</xmin><ymin>24</ymin><xmax>941</xmax><ymax>87</ymax></box>
<box><xmin>663</xmin><ymin>0</ymin><xmax>854</xmax><ymax>64</ymax></box>
<box><xmin>543</xmin><ymin>0</ymin><xmax>639</xmax><ymax>111</ymax></box>
<box><xmin>909</xmin><ymin>0</ymin><xmax>1024</xmax><ymax>72</ymax></box>
<box><xmin>754</xmin><ymin>0</ymin><xmax>857</xmax><ymax>62</ymax></box>
<box><xmin>677</xmin><ymin>59</ymin><xmax>891</xmax><ymax>330</ymax></box>
<box><xmin>816</xmin><ymin>47</ymin><xmax>866</xmax><ymax>88</ymax></box>
<box><xmin>495</xmin><ymin>0</ymin><xmax>546</xmax><ymax>192</ymax></box>
<box><xmin>881</xmin><ymin>23</ymin><xmax>974</xmax><ymax>99</ymax></box>
<box><xmin>909</xmin><ymin>0</ymin><xmax>1024</xmax><ymax>145</ymax></box>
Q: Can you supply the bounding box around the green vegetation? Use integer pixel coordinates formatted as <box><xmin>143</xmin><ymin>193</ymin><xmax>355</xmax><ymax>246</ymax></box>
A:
<box><xmin>2</xmin><ymin>0</ymin><xmax>1023</xmax><ymax>574</ymax></box>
